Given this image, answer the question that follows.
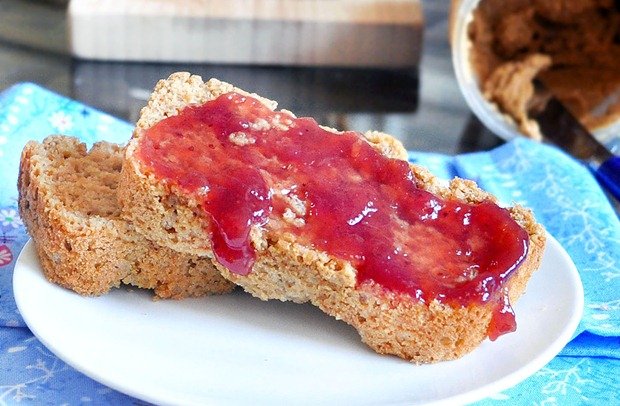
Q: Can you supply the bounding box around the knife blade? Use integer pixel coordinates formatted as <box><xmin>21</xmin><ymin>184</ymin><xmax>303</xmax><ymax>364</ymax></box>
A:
<box><xmin>529</xmin><ymin>81</ymin><xmax>620</xmax><ymax>202</ymax></box>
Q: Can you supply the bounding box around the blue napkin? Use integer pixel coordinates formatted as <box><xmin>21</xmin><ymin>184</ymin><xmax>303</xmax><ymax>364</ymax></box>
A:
<box><xmin>1</xmin><ymin>83</ymin><xmax>619</xmax><ymax>405</ymax></box>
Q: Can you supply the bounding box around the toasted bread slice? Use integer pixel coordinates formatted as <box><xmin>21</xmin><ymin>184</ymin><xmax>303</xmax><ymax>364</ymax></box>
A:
<box><xmin>18</xmin><ymin>135</ymin><xmax>234</xmax><ymax>299</ymax></box>
<box><xmin>119</xmin><ymin>72</ymin><xmax>546</xmax><ymax>363</ymax></box>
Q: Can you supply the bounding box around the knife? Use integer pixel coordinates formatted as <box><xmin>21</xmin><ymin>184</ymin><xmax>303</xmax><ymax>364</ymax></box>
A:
<box><xmin>528</xmin><ymin>81</ymin><xmax>620</xmax><ymax>202</ymax></box>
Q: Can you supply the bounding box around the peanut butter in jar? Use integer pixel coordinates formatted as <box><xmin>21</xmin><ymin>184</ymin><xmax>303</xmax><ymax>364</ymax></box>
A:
<box><xmin>451</xmin><ymin>0</ymin><xmax>620</xmax><ymax>141</ymax></box>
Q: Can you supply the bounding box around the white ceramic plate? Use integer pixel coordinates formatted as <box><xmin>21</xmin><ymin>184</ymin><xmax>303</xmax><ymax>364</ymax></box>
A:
<box><xmin>14</xmin><ymin>234</ymin><xmax>583</xmax><ymax>406</ymax></box>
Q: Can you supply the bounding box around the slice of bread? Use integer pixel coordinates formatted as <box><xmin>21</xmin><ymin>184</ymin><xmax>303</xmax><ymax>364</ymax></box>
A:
<box><xmin>18</xmin><ymin>135</ymin><xmax>234</xmax><ymax>299</ymax></box>
<box><xmin>118</xmin><ymin>72</ymin><xmax>546</xmax><ymax>363</ymax></box>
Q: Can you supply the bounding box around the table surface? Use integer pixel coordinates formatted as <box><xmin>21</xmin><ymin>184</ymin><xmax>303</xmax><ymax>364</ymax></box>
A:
<box><xmin>0</xmin><ymin>0</ymin><xmax>505</xmax><ymax>156</ymax></box>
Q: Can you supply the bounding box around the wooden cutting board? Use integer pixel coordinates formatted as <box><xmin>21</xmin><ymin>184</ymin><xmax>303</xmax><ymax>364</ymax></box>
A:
<box><xmin>68</xmin><ymin>0</ymin><xmax>424</xmax><ymax>67</ymax></box>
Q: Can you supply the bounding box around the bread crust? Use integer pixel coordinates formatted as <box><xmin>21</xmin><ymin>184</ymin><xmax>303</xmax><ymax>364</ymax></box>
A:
<box><xmin>18</xmin><ymin>135</ymin><xmax>234</xmax><ymax>299</ymax></box>
<box><xmin>119</xmin><ymin>72</ymin><xmax>546</xmax><ymax>362</ymax></box>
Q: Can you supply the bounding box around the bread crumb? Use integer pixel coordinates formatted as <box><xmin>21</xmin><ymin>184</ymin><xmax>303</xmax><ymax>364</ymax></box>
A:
<box><xmin>249</xmin><ymin>118</ymin><xmax>271</xmax><ymax>132</ymax></box>
<box><xmin>272</xmin><ymin>114</ymin><xmax>293</xmax><ymax>131</ymax></box>
<box><xmin>283</xmin><ymin>208</ymin><xmax>306</xmax><ymax>227</ymax></box>
<box><xmin>229</xmin><ymin>132</ymin><xmax>256</xmax><ymax>146</ymax></box>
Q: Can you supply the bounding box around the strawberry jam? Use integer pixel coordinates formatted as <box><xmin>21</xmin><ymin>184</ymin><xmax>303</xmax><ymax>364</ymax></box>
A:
<box><xmin>137</xmin><ymin>92</ymin><xmax>530</xmax><ymax>340</ymax></box>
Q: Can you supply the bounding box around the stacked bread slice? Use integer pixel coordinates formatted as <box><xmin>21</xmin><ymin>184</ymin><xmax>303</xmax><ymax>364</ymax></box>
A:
<box><xmin>18</xmin><ymin>73</ymin><xmax>545</xmax><ymax>363</ymax></box>
<box><xmin>18</xmin><ymin>135</ymin><xmax>234</xmax><ymax>299</ymax></box>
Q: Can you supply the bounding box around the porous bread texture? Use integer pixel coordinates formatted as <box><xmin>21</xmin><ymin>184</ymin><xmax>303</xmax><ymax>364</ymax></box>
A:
<box><xmin>18</xmin><ymin>135</ymin><xmax>234</xmax><ymax>299</ymax></box>
<box><xmin>119</xmin><ymin>72</ymin><xmax>546</xmax><ymax>363</ymax></box>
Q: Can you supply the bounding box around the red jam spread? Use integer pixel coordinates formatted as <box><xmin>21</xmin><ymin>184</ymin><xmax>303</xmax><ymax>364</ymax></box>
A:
<box><xmin>137</xmin><ymin>92</ymin><xmax>530</xmax><ymax>340</ymax></box>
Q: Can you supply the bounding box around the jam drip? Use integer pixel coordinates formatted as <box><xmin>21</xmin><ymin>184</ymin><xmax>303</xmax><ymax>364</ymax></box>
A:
<box><xmin>138</xmin><ymin>92</ymin><xmax>530</xmax><ymax>339</ymax></box>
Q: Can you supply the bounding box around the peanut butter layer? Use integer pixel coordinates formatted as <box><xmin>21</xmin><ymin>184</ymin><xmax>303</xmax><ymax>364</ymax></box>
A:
<box><xmin>468</xmin><ymin>0</ymin><xmax>620</xmax><ymax>138</ymax></box>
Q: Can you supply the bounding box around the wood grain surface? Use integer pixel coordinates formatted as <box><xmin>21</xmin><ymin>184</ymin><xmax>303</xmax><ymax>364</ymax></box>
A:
<box><xmin>68</xmin><ymin>0</ymin><xmax>424</xmax><ymax>67</ymax></box>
